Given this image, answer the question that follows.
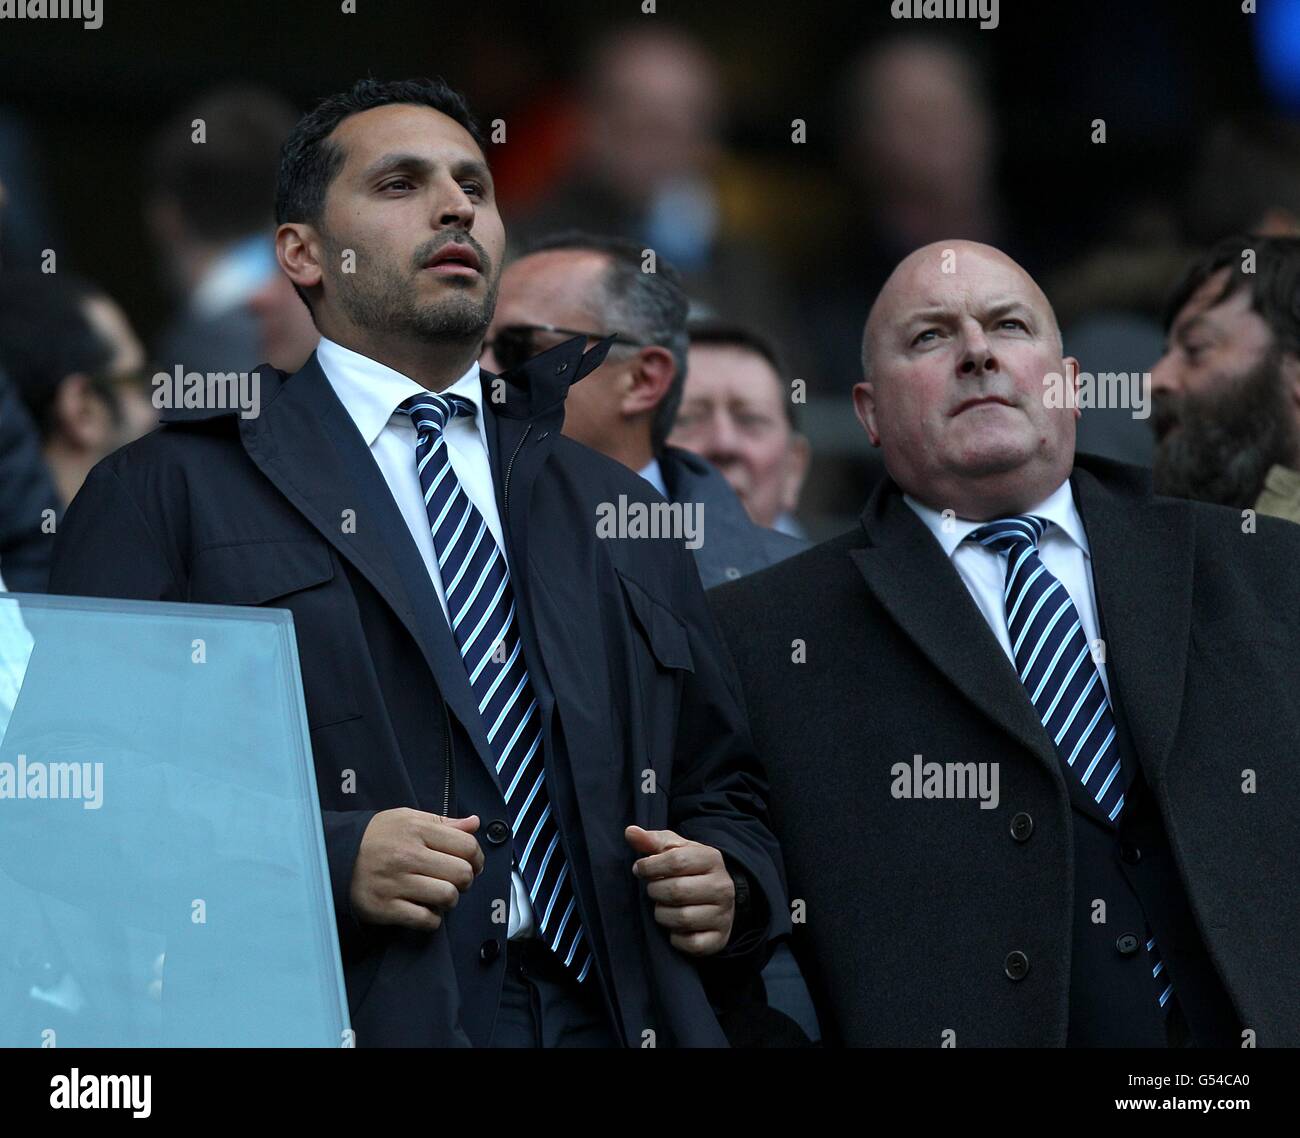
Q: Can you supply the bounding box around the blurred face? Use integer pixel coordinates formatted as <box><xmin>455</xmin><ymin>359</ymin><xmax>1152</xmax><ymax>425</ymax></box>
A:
<box><xmin>281</xmin><ymin>103</ymin><xmax>505</xmax><ymax>349</ymax></box>
<box><xmin>854</xmin><ymin>241</ymin><xmax>1078</xmax><ymax>519</ymax></box>
<box><xmin>671</xmin><ymin>344</ymin><xmax>807</xmax><ymax>527</ymax></box>
<box><xmin>483</xmin><ymin>250</ymin><xmax>668</xmax><ymax>462</ymax></box>
<box><xmin>1151</xmin><ymin>269</ymin><xmax>1300</xmax><ymax>505</ymax></box>
<box><xmin>248</xmin><ymin>270</ymin><xmax>321</xmax><ymax>373</ymax></box>
<box><xmin>80</xmin><ymin>292</ymin><xmax>157</xmax><ymax>444</ymax></box>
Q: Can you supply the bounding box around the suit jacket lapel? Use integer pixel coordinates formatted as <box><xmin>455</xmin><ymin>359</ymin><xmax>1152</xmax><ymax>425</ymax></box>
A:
<box><xmin>850</xmin><ymin>481</ymin><xmax>1068</xmax><ymax>792</ymax></box>
<box><xmin>239</xmin><ymin>354</ymin><xmax>500</xmax><ymax>786</ymax></box>
<box><xmin>1070</xmin><ymin>462</ymin><xmax>1192</xmax><ymax>789</ymax></box>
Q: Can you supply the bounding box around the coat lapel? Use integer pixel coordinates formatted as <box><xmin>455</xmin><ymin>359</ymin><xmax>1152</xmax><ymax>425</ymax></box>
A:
<box><xmin>1070</xmin><ymin>460</ymin><xmax>1192</xmax><ymax>789</ymax></box>
<box><xmin>238</xmin><ymin>354</ymin><xmax>499</xmax><ymax>785</ymax></box>
<box><xmin>850</xmin><ymin>481</ymin><xmax>1068</xmax><ymax>792</ymax></box>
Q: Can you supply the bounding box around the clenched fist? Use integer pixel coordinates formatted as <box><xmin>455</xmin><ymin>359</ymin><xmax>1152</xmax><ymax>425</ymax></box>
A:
<box><xmin>626</xmin><ymin>825</ymin><xmax>735</xmax><ymax>956</ymax></box>
<box><xmin>350</xmin><ymin>808</ymin><xmax>485</xmax><ymax>931</ymax></box>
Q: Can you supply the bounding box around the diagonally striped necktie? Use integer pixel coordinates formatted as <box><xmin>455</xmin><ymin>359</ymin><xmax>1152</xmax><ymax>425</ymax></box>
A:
<box><xmin>968</xmin><ymin>515</ymin><xmax>1173</xmax><ymax>1011</ymax></box>
<box><xmin>399</xmin><ymin>391</ymin><xmax>591</xmax><ymax>984</ymax></box>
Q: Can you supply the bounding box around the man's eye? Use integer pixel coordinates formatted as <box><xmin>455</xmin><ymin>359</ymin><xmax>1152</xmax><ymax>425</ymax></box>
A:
<box><xmin>461</xmin><ymin>181</ymin><xmax>485</xmax><ymax>197</ymax></box>
<box><xmin>998</xmin><ymin>318</ymin><xmax>1028</xmax><ymax>331</ymax></box>
<box><xmin>912</xmin><ymin>329</ymin><xmax>939</xmax><ymax>346</ymax></box>
<box><xmin>381</xmin><ymin>178</ymin><xmax>414</xmax><ymax>192</ymax></box>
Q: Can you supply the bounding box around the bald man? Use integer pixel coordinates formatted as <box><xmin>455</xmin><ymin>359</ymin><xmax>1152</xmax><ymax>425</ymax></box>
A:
<box><xmin>709</xmin><ymin>240</ymin><xmax>1300</xmax><ymax>1047</ymax></box>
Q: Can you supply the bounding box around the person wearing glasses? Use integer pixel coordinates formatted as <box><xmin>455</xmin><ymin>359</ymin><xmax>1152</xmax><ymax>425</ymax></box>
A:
<box><xmin>484</xmin><ymin>231</ymin><xmax>806</xmax><ymax>589</ymax></box>
<box><xmin>50</xmin><ymin>78</ymin><xmax>790</xmax><ymax>1048</ymax></box>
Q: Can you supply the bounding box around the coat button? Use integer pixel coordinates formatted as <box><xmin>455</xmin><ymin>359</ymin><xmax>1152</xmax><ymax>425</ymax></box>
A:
<box><xmin>485</xmin><ymin>819</ymin><xmax>511</xmax><ymax>845</ymax></box>
<box><xmin>723</xmin><ymin>567</ymin><xmax>741</xmax><ymax>580</ymax></box>
<box><xmin>1004</xmin><ymin>950</ymin><xmax>1030</xmax><ymax>980</ymax></box>
<box><xmin>1116</xmin><ymin>934</ymin><xmax>1139</xmax><ymax>957</ymax></box>
<box><xmin>1120</xmin><ymin>842</ymin><xmax>1142</xmax><ymax>864</ymax></box>
<box><xmin>555</xmin><ymin>362</ymin><xmax>568</xmax><ymax>374</ymax></box>
<box><xmin>479</xmin><ymin>938</ymin><xmax>501</xmax><ymax>962</ymax></box>
<box><xmin>1010</xmin><ymin>812</ymin><xmax>1034</xmax><ymax>842</ymax></box>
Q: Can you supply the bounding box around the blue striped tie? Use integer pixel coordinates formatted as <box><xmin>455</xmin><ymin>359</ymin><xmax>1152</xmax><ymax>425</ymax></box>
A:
<box><xmin>400</xmin><ymin>391</ymin><xmax>591</xmax><ymax>984</ymax></box>
<box><xmin>968</xmin><ymin>515</ymin><xmax>1173</xmax><ymax>1011</ymax></box>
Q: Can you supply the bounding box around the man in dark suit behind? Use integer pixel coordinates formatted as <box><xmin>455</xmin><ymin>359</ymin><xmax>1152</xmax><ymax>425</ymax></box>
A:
<box><xmin>711</xmin><ymin>239</ymin><xmax>1300</xmax><ymax>1047</ymax></box>
<box><xmin>48</xmin><ymin>78</ymin><xmax>788</xmax><ymax>1047</ymax></box>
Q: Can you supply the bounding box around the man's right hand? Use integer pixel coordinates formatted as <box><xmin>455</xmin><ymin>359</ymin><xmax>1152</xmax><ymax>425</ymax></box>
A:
<box><xmin>349</xmin><ymin>808</ymin><xmax>485</xmax><ymax>931</ymax></box>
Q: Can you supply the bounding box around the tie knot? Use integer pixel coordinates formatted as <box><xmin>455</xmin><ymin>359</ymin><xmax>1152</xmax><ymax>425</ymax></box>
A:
<box><xmin>968</xmin><ymin>514</ymin><xmax>1048</xmax><ymax>554</ymax></box>
<box><xmin>400</xmin><ymin>391</ymin><xmax>475</xmax><ymax>436</ymax></box>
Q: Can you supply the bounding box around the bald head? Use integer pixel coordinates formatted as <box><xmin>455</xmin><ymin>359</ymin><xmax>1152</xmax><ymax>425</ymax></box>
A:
<box><xmin>852</xmin><ymin>240</ymin><xmax>1080</xmax><ymax>520</ymax></box>
<box><xmin>862</xmin><ymin>241</ymin><xmax>1062</xmax><ymax>379</ymax></box>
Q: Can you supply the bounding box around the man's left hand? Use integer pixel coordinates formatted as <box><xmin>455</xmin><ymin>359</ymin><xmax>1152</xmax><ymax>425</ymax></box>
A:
<box><xmin>625</xmin><ymin>825</ymin><xmax>735</xmax><ymax>956</ymax></box>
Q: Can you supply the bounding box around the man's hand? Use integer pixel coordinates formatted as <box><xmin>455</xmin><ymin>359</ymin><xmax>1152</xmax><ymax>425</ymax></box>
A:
<box><xmin>625</xmin><ymin>825</ymin><xmax>735</xmax><ymax>956</ymax></box>
<box><xmin>350</xmin><ymin>808</ymin><xmax>484</xmax><ymax>931</ymax></box>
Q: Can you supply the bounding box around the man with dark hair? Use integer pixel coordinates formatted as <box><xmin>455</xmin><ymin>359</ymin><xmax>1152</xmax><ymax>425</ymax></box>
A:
<box><xmin>484</xmin><ymin>231</ymin><xmax>805</xmax><ymax>588</ymax></box>
<box><xmin>0</xmin><ymin>273</ymin><xmax>152</xmax><ymax>507</ymax></box>
<box><xmin>146</xmin><ymin>84</ymin><xmax>298</xmax><ymax>374</ymax></box>
<box><xmin>672</xmin><ymin>321</ymin><xmax>810</xmax><ymax>537</ymax></box>
<box><xmin>1151</xmin><ymin>233</ymin><xmax>1300</xmax><ymax>521</ymax></box>
<box><xmin>51</xmin><ymin>77</ymin><xmax>788</xmax><ymax>1048</ymax></box>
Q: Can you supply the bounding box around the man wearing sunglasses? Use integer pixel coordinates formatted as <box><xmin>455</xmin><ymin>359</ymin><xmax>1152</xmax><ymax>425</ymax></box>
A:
<box><xmin>484</xmin><ymin>232</ymin><xmax>806</xmax><ymax>589</ymax></box>
<box><xmin>50</xmin><ymin>78</ymin><xmax>789</xmax><ymax>1048</ymax></box>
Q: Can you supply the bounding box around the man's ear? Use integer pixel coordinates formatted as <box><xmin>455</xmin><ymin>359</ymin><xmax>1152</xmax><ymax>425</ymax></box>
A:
<box><xmin>619</xmin><ymin>346</ymin><xmax>676</xmax><ymax>418</ymax></box>
<box><xmin>1063</xmin><ymin>355</ymin><xmax>1083</xmax><ymax>421</ymax></box>
<box><xmin>276</xmin><ymin>222</ymin><xmax>324</xmax><ymax>294</ymax></box>
<box><xmin>852</xmin><ymin>381</ymin><xmax>881</xmax><ymax>446</ymax></box>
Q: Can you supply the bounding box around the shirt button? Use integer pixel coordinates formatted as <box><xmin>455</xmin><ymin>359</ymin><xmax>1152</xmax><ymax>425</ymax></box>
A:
<box><xmin>1120</xmin><ymin>842</ymin><xmax>1142</xmax><ymax>864</ymax></box>
<box><xmin>485</xmin><ymin>819</ymin><xmax>511</xmax><ymax>845</ymax></box>
<box><xmin>1004</xmin><ymin>950</ymin><xmax>1030</xmax><ymax>981</ymax></box>
<box><xmin>1010</xmin><ymin>812</ymin><xmax>1034</xmax><ymax>842</ymax></box>
<box><xmin>1116</xmin><ymin>934</ymin><xmax>1140</xmax><ymax>957</ymax></box>
<box><xmin>724</xmin><ymin>567</ymin><xmax>742</xmax><ymax>580</ymax></box>
<box><xmin>479</xmin><ymin>938</ymin><xmax>501</xmax><ymax>963</ymax></box>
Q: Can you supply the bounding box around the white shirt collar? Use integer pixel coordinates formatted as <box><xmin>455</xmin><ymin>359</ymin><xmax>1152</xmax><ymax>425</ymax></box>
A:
<box><xmin>903</xmin><ymin>478</ymin><xmax>1090</xmax><ymax>560</ymax></box>
<box><xmin>638</xmin><ymin>457</ymin><xmax>668</xmax><ymax>498</ymax></box>
<box><xmin>315</xmin><ymin>336</ymin><xmax>482</xmax><ymax>446</ymax></box>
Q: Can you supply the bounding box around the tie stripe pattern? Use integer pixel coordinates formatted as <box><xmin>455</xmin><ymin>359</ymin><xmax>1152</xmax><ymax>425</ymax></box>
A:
<box><xmin>400</xmin><ymin>392</ymin><xmax>591</xmax><ymax>983</ymax></box>
<box><xmin>968</xmin><ymin>515</ymin><xmax>1173</xmax><ymax>1010</ymax></box>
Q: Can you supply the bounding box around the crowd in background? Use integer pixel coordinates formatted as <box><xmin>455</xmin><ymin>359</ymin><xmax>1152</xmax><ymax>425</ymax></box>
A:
<box><xmin>3</xmin><ymin>15</ymin><xmax>1300</xmax><ymax>595</ymax></box>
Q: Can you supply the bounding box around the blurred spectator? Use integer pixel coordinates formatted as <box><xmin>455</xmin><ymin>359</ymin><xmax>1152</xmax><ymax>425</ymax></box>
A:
<box><xmin>512</xmin><ymin>25</ymin><xmax>793</xmax><ymax>347</ymax></box>
<box><xmin>671</xmin><ymin>321</ymin><xmax>810</xmax><ymax>537</ymax></box>
<box><xmin>145</xmin><ymin>85</ymin><xmax>297</xmax><ymax>375</ymax></box>
<box><xmin>1187</xmin><ymin>119</ymin><xmax>1300</xmax><ymax>243</ymax></box>
<box><xmin>798</xmin><ymin>36</ymin><xmax>1005</xmax><ymax>392</ymax></box>
<box><xmin>247</xmin><ymin>268</ymin><xmax>320</xmax><ymax>374</ymax></box>
<box><xmin>0</xmin><ymin>272</ymin><xmax>149</xmax><ymax>507</ymax></box>
<box><xmin>0</xmin><ymin>108</ymin><xmax>60</xmax><ymax>269</ymax></box>
<box><xmin>1151</xmin><ymin>234</ymin><xmax>1300</xmax><ymax>522</ymax></box>
<box><xmin>483</xmin><ymin>231</ymin><xmax>806</xmax><ymax>587</ymax></box>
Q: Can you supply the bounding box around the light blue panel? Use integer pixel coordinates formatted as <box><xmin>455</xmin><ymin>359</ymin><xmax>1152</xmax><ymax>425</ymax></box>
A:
<box><xmin>0</xmin><ymin>593</ymin><xmax>349</xmax><ymax>1047</ymax></box>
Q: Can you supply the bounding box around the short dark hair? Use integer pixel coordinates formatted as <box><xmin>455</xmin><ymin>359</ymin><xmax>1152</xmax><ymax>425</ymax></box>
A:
<box><xmin>687</xmin><ymin>319</ymin><xmax>797</xmax><ymax>429</ymax></box>
<box><xmin>149</xmin><ymin>85</ymin><xmax>298</xmax><ymax>243</ymax></box>
<box><xmin>1164</xmin><ymin>234</ymin><xmax>1300</xmax><ymax>357</ymax></box>
<box><xmin>522</xmin><ymin>230</ymin><xmax>689</xmax><ymax>452</ymax></box>
<box><xmin>0</xmin><ymin>271</ymin><xmax>116</xmax><ymax>437</ymax></box>
<box><xmin>275</xmin><ymin>77</ymin><xmax>484</xmax><ymax>229</ymax></box>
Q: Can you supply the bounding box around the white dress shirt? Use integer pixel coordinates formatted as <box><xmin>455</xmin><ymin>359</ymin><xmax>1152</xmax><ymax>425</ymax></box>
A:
<box><xmin>316</xmin><ymin>336</ymin><xmax>535</xmax><ymax>938</ymax></box>
<box><xmin>903</xmin><ymin>479</ymin><xmax>1110</xmax><ymax>699</ymax></box>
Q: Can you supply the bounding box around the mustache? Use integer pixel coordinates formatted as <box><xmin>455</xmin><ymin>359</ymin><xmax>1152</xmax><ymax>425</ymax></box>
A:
<box><xmin>413</xmin><ymin>234</ymin><xmax>491</xmax><ymax>274</ymax></box>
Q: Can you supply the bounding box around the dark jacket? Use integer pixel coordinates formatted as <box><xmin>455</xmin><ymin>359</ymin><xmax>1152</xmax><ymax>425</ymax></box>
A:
<box><xmin>710</xmin><ymin>455</ymin><xmax>1300</xmax><ymax>1047</ymax></box>
<box><xmin>658</xmin><ymin>445</ymin><xmax>806</xmax><ymax>589</ymax></box>
<box><xmin>48</xmin><ymin>335</ymin><xmax>789</xmax><ymax>1047</ymax></box>
<box><xmin>0</xmin><ymin>368</ymin><xmax>58</xmax><ymax>592</ymax></box>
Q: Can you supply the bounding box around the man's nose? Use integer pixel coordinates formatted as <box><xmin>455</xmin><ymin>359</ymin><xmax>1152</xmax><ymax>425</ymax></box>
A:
<box><xmin>1149</xmin><ymin>351</ymin><xmax>1179</xmax><ymax>396</ymax></box>
<box><xmin>957</xmin><ymin>325</ymin><xmax>997</xmax><ymax>378</ymax></box>
<box><xmin>434</xmin><ymin>179</ymin><xmax>475</xmax><ymax>228</ymax></box>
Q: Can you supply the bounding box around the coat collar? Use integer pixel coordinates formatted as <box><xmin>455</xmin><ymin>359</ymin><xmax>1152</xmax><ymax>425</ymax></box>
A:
<box><xmin>850</xmin><ymin>455</ymin><xmax>1192</xmax><ymax>793</ymax></box>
